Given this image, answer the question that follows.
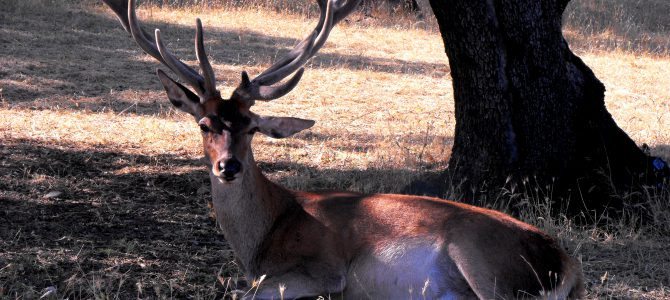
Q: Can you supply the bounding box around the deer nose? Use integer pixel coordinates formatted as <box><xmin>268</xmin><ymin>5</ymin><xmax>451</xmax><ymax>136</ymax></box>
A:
<box><xmin>219</xmin><ymin>158</ymin><xmax>242</xmax><ymax>180</ymax></box>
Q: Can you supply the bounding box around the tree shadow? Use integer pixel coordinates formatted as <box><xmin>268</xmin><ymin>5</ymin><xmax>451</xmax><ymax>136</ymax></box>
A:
<box><xmin>0</xmin><ymin>136</ymin><xmax>429</xmax><ymax>297</ymax></box>
<box><xmin>0</xmin><ymin>3</ymin><xmax>448</xmax><ymax>116</ymax></box>
<box><xmin>2</xmin><ymin>136</ymin><xmax>667</xmax><ymax>297</ymax></box>
<box><xmin>0</xmin><ymin>138</ymin><xmax>226</xmax><ymax>297</ymax></box>
<box><xmin>284</xmin><ymin>130</ymin><xmax>452</xmax><ymax>157</ymax></box>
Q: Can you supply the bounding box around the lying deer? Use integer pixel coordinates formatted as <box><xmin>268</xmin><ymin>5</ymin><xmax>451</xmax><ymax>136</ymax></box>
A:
<box><xmin>102</xmin><ymin>0</ymin><xmax>584</xmax><ymax>298</ymax></box>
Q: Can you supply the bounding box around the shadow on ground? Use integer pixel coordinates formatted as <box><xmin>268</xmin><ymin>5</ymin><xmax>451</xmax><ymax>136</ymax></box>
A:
<box><xmin>2</xmin><ymin>136</ymin><xmax>669</xmax><ymax>297</ymax></box>
<box><xmin>0</xmin><ymin>136</ymin><xmax>430</xmax><ymax>298</ymax></box>
<box><xmin>0</xmin><ymin>138</ymin><xmax>226</xmax><ymax>298</ymax></box>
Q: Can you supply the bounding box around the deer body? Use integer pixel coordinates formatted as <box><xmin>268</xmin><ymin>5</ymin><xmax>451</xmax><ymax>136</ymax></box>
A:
<box><xmin>212</xmin><ymin>160</ymin><xmax>582</xmax><ymax>299</ymax></box>
<box><xmin>103</xmin><ymin>0</ymin><xmax>584</xmax><ymax>298</ymax></box>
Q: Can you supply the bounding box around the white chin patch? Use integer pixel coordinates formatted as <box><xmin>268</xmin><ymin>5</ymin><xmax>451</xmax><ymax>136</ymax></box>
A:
<box><xmin>217</xmin><ymin>176</ymin><xmax>240</xmax><ymax>184</ymax></box>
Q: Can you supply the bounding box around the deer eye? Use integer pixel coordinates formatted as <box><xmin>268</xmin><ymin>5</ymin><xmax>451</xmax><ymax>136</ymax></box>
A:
<box><xmin>199</xmin><ymin>124</ymin><xmax>210</xmax><ymax>133</ymax></box>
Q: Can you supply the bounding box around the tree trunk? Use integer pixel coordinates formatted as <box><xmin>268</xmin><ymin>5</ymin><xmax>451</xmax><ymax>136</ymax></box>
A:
<box><xmin>421</xmin><ymin>0</ymin><xmax>668</xmax><ymax>217</ymax></box>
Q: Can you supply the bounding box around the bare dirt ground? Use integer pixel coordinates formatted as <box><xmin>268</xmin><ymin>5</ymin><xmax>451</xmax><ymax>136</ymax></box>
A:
<box><xmin>1</xmin><ymin>1</ymin><xmax>669</xmax><ymax>299</ymax></box>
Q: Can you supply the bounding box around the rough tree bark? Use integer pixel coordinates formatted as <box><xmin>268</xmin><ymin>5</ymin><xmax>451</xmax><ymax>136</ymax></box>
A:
<box><xmin>420</xmin><ymin>0</ymin><xmax>668</xmax><ymax>217</ymax></box>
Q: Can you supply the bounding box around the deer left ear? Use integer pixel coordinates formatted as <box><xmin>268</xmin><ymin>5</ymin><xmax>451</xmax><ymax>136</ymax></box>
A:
<box><xmin>156</xmin><ymin>69</ymin><xmax>202</xmax><ymax>117</ymax></box>
<box><xmin>256</xmin><ymin>116</ymin><xmax>315</xmax><ymax>138</ymax></box>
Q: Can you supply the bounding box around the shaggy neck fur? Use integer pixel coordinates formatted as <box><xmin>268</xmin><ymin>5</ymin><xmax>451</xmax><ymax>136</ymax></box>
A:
<box><xmin>208</xmin><ymin>153</ymin><xmax>296</xmax><ymax>272</ymax></box>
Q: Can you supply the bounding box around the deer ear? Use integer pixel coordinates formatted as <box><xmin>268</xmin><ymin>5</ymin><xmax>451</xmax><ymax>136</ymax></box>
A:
<box><xmin>256</xmin><ymin>116</ymin><xmax>315</xmax><ymax>138</ymax></box>
<box><xmin>156</xmin><ymin>69</ymin><xmax>202</xmax><ymax>116</ymax></box>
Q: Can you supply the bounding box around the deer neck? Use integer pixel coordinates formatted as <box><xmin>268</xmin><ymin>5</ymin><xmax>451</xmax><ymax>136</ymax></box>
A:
<box><xmin>208</xmin><ymin>155</ymin><xmax>296</xmax><ymax>270</ymax></box>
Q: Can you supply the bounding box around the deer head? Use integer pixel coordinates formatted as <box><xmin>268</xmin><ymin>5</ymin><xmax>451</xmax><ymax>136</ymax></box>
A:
<box><xmin>103</xmin><ymin>0</ymin><xmax>358</xmax><ymax>183</ymax></box>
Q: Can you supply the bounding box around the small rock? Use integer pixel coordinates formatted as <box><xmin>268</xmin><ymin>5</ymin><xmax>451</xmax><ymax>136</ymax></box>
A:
<box><xmin>39</xmin><ymin>286</ymin><xmax>57</xmax><ymax>299</ymax></box>
<box><xmin>43</xmin><ymin>191</ymin><xmax>62</xmax><ymax>199</ymax></box>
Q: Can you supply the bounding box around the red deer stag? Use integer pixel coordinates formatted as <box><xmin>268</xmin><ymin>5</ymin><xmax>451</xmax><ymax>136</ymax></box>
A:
<box><xmin>102</xmin><ymin>0</ymin><xmax>584</xmax><ymax>298</ymax></box>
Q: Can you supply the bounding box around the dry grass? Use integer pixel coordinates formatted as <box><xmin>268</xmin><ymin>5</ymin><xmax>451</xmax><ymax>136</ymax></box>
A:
<box><xmin>111</xmin><ymin>0</ymin><xmax>670</xmax><ymax>54</ymax></box>
<box><xmin>1</xmin><ymin>0</ymin><xmax>669</xmax><ymax>298</ymax></box>
<box><xmin>564</xmin><ymin>0</ymin><xmax>670</xmax><ymax>55</ymax></box>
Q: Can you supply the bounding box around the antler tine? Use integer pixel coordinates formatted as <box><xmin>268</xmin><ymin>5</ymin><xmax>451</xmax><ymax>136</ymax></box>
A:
<box><xmin>254</xmin><ymin>0</ymin><xmax>328</xmax><ymax>79</ymax></box>
<box><xmin>256</xmin><ymin>0</ymin><xmax>360</xmax><ymax>80</ymax></box>
<box><xmin>232</xmin><ymin>0</ymin><xmax>360</xmax><ymax>105</ymax></box>
<box><xmin>331</xmin><ymin>0</ymin><xmax>362</xmax><ymax>27</ymax></box>
<box><xmin>102</xmin><ymin>0</ymin><xmax>133</xmax><ymax>33</ymax></box>
<box><xmin>105</xmin><ymin>0</ymin><xmax>212</xmax><ymax>97</ymax></box>
<box><xmin>253</xmin><ymin>20</ymin><xmax>324</xmax><ymax>86</ymax></box>
<box><xmin>154</xmin><ymin>29</ymin><xmax>208</xmax><ymax>95</ymax></box>
<box><xmin>322</xmin><ymin>0</ymin><xmax>362</xmax><ymax>57</ymax></box>
<box><xmin>255</xmin><ymin>0</ymin><xmax>335</xmax><ymax>83</ymax></box>
<box><xmin>124</xmin><ymin>0</ymin><xmax>164</xmax><ymax>62</ymax></box>
<box><xmin>127</xmin><ymin>0</ymin><xmax>206</xmax><ymax>96</ymax></box>
<box><xmin>196</xmin><ymin>18</ymin><xmax>218</xmax><ymax>97</ymax></box>
<box><xmin>307</xmin><ymin>0</ymin><xmax>337</xmax><ymax>59</ymax></box>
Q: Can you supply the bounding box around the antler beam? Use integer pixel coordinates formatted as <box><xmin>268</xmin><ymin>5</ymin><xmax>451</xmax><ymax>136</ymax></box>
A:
<box><xmin>103</xmin><ymin>0</ymin><xmax>217</xmax><ymax>98</ymax></box>
<box><xmin>230</xmin><ymin>0</ymin><xmax>362</xmax><ymax>107</ymax></box>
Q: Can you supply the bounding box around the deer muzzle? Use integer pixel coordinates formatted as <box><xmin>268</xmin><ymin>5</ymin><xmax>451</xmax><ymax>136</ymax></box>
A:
<box><xmin>216</xmin><ymin>158</ymin><xmax>242</xmax><ymax>182</ymax></box>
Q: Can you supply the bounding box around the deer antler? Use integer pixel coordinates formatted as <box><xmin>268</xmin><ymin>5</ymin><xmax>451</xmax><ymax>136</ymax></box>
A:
<box><xmin>102</xmin><ymin>0</ymin><xmax>362</xmax><ymax>105</ymax></box>
<box><xmin>231</xmin><ymin>0</ymin><xmax>361</xmax><ymax>107</ymax></box>
<box><xmin>103</xmin><ymin>0</ymin><xmax>217</xmax><ymax>99</ymax></box>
